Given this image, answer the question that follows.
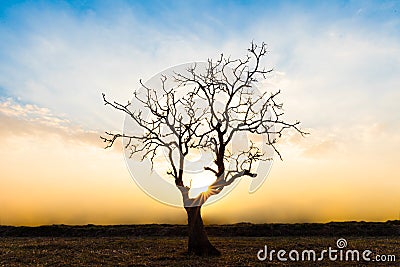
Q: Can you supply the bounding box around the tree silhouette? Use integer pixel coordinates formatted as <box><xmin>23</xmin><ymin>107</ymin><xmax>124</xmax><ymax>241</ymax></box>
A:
<box><xmin>102</xmin><ymin>42</ymin><xmax>306</xmax><ymax>256</ymax></box>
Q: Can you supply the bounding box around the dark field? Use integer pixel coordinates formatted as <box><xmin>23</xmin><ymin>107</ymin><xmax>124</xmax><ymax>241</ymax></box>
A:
<box><xmin>0</xmin><ymin>222</ymin><xmax>399</xmax><ymax>266</ymax></box>
<box><xmin>0</xmin><ymin>236</ymin><xmax>399</xmax><ymax>266</ymax></box>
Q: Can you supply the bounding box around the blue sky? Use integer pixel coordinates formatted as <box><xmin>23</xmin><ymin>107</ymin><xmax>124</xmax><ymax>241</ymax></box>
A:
<box><xmin>0</xmin><ymin>0</ymin><xmax>399</xmax><ymax>225</ymax></box>
<box><xmin>1</xmin><ymin>0</ymin><xmax>398</xmax><ymax>129</ymax></box>
<box><xmin>1</xmin><ymin>1</ymin><xmax>398</xmax><ymax>38</ymax></box>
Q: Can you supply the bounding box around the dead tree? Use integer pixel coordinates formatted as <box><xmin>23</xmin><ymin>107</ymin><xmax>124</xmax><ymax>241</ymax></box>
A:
<box><xmin>102</xmin><ymin>42</ymin><xmax>306</xmax><ymax>256</ymax></box>
<box><xmin>102</xmin><ymin>75</ymin><xmax>220</xmax><ymax>255</ymax></box>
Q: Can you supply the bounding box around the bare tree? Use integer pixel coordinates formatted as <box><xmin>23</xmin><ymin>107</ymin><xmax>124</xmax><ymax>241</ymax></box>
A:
<box><xmin>102</xmin><ymin>42</ymin><xmax>306</xmax><ymax>256</ymax></box>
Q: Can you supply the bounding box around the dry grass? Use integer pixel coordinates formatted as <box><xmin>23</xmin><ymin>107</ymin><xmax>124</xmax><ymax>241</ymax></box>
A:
<box><xmin>0</xmin><ymin>236</ymin><xmax>398</xmax><ymax>266</ymax></box>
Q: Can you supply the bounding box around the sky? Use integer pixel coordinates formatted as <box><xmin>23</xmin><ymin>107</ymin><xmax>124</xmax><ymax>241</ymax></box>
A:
<box><xmin>0</xmin><ymin>0</ymin><xmax>399</xmax><ymax>226</ymax></box>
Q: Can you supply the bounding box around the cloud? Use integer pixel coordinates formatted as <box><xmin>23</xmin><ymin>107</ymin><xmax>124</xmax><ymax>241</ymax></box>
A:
<box><xmin>0</xmin><ymin>97</ymin><xmax>102</xmax><ymax>148</ymax></box>
<box><xmin>0</xmin><ymin>1</ymin><xmax>233</xmax><ymax>131</ymax></box>
<box><xmin>277</xmin><ymin>119</ymin><xmax>400</xmax><ymax>163</ymax></box>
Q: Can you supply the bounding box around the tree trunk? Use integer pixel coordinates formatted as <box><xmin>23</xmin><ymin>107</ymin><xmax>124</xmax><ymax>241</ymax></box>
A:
<box><xmin>185</xmin><ymin>206</ymin><xmax>221</xmax><ymax>256</ymax></box>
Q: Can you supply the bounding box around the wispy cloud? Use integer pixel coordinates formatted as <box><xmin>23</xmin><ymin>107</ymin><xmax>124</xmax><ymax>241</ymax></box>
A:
<box><xmin>0</xmin><ymin>98</ymin><xmax>101</xmax><ymax>147</ymax></box>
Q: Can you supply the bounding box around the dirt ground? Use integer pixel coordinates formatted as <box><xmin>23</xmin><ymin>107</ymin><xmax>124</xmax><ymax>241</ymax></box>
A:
<box><xmin>0</xmin><ymin>236</ymin><xmax>398</xmax><ymax>266</ymax></box>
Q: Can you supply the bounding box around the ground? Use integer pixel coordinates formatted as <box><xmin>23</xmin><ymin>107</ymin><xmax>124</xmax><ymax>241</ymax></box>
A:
<box><xmin>0</xmin><ymin>236</ymin><xmax>398</xmax><ymax>266</ymax></box>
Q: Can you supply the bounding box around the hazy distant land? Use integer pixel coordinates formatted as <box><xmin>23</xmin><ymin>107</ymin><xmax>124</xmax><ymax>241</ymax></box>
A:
<box><xmin>1</xmin><ymin>220</ymin><xmax>399</xmax><ymax>237</ymax></box>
